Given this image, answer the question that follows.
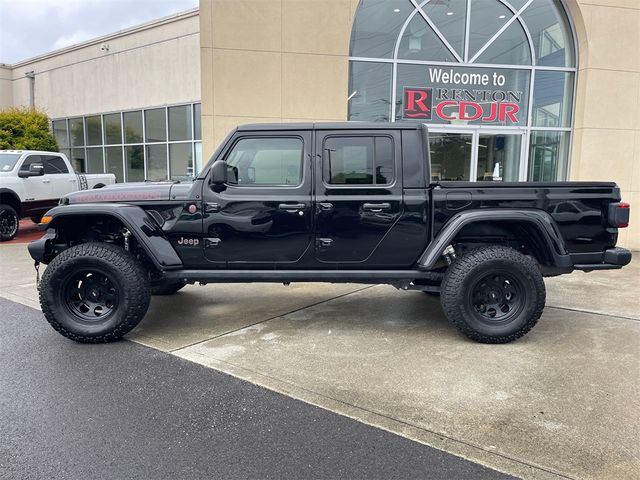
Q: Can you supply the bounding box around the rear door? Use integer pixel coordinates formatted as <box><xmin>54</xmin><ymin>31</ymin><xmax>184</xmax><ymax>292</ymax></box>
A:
<box><xmin>44</xmin><ymin>155</ymin><xmax>76</xmax><ymax>198</ymax></box>
<box><xmin>202</xmin><ymin>131</ymin><xmax>313</xmax><ymax>267</ymax></box>
<box><xmin>314</xmin><ymin>130</ymin><xmax>403</xmax><ymax>264</ymax></box>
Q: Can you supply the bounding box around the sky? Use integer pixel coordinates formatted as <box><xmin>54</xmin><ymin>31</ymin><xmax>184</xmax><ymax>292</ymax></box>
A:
<box><xmin>0</xmin><ymin>0</ymin><xmax>198</xmax><ymax>64</ymax></box>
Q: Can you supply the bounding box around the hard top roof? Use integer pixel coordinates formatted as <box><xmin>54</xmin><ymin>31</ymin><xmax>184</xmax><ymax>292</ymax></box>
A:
<box><xmin>236</xmin><ymin>122</ymin><xmax>424</xmax><ymax>131</ymax></box>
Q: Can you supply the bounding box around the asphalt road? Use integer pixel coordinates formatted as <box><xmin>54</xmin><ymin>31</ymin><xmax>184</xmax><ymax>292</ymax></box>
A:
<box><xmin>0</xmin><ymin>298</ymin><xmax>513</xmax><ymax>480</ymax></box>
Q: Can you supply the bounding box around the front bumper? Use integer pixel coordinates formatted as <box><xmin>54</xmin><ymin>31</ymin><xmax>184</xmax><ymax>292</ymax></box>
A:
<box><xmin>28</xmin><ymin>231</ymin><xmax>56</xmax><ymax>264</ymax></box>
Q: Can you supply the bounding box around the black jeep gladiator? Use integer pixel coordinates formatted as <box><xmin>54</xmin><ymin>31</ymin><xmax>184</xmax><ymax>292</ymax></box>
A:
<box><xmin>29</xmin><ymin>123</ymin><xmax>632</xmax><ymax>344</ymax></box>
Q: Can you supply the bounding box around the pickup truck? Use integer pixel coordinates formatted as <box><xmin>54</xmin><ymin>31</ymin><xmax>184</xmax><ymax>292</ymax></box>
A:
<box><xmin>28</xmin><ymin>123</ymin><xmax>632</xmax><ymax>344</ymax></box>
<box><xmin>0</xmin><ymin>150</ymin><xmax>115</xmax><ymax>241</ymax></box>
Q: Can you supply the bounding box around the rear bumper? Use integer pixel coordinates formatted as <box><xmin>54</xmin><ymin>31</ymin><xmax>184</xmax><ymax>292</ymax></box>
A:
<box><xmin>573</xmin><ymin>247</ymin><xmax>632</xmax><ymax>271</ymax></box>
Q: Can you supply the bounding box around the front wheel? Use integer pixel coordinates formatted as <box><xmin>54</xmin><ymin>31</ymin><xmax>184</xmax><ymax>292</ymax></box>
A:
<box><xmin>39</xmin><ymin>242</ymin><xmax>151</xmax><ymax>343</ymax></box>
<box><xmin>0</xmin><ymin>204</ymin><xmax>19</xmax><ymax>241</ymax></box>
<box><xmin>440</xmin><ymin>246</ymin><xmax>545</xmax><ymax>344</ymax></box>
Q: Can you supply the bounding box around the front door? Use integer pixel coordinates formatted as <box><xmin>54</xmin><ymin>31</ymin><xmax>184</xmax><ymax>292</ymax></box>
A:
<box><xmin>202</xmin><ymin>132</ymin><xmax>313</xmax><ymax>266</ymax></box>
<box><xmin>428</xmin><ymin>129</ymin><xmax>525</xmax><ymax>182</ymax></box>
<box><xmin>314</xmin><ymin>130</ymin><xmax>403</xmax><ymax>264</ymax></box>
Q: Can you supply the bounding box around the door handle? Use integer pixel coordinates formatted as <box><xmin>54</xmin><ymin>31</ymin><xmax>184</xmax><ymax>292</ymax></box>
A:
<box><xmin>69</xmin><ymin>178</ymin><xmax>77</xmax><ymax>182</ymax></box>
<box><xmin>278</xmin><ymin>203</ymin><xmax>305</xmax><ymax>212</ymax></box>
<box><xmin>362</xmin><ymin>202</ymin><xmax>391</xmax><ymax>213</ymax></box>
<box><xmin>318</xmin><ymin>202</ymin><xmax>334</xmax><ymax>212</ymax></box>
<box><xmin>42</xmin><ymin>179</ymin><xmax>51</xmax><ymax>184</ymax></box>
<box><xmin>205</xmin><ymin>202</ymin><xmax>221</xmax><ymax>213</ymax></box>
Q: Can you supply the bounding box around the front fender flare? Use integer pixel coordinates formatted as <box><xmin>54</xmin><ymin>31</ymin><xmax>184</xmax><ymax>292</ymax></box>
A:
<box><xmin>34</xmin><ymin>203</ymin><xmax>183</xmax><ymax>270</ymax></box>
<box><xmin>417</xmin><ymin>209</ymin><xmax>572</xmax><ymax>270</ymax></box>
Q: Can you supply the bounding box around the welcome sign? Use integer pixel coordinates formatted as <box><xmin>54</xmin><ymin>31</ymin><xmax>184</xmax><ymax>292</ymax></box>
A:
<box><xmin>401</xmin><ymin>67</ymin><xmax>529</xmax><ymax>126</ymax></box>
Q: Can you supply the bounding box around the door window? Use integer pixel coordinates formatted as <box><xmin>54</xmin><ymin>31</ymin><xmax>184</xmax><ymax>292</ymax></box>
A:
<box><xmin>323</xmin><ymin>136</ymin><xmax>394</xmax><ymax>185</ymax></box>
<box><xmin>225</xmin><ymin>137</ymin><xmax>303</xmax><ymax>186</ymax></box>
<box><xmin>19</xmin><ymin>155</ymin><xmax>43</xmax><ymax>172</ymax></box>
<box><xmin>44</xmin><ymin>156</ymin><xmax>70</xmax><ymax>174</ymax></box>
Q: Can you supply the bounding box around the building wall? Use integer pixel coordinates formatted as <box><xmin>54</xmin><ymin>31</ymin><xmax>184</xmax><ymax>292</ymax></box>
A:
<box><xmin>0</xmin><ymin>66</ymin><xmax>12</xmax><ymax>108</ymax></box>
<box><xmin>200</xmin><ymin>0</ymin><xmax>640</xmax><ymax>249</ymax></box>
<box><xmin>4</xmin><ymin>9</ymin><xmax>201</xmax><ymax>119</ymax></box>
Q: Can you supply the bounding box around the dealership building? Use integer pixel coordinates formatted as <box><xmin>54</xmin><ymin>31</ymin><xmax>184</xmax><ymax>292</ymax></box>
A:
<box><xmin>0</xmin><ymin>0</ymin><xmax>638</xmax><ymax>248</ymax></box>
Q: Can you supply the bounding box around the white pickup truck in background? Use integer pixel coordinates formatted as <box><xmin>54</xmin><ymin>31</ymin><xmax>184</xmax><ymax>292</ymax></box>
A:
<box><xmin>0</xmin><ymin>150</ymin><xmax>116</xmax><ymax>241</ymax></box>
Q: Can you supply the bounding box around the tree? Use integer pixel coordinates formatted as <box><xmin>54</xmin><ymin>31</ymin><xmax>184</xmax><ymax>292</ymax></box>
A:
<box><xmin>0</xmin><ymin>108</ymin><xmax>58</xmax><ymax>151</ymax></box>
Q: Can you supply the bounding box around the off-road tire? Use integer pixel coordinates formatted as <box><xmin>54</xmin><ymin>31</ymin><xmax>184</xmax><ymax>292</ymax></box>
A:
<box><xmin>39</xmin><ymin>242</ymin><xmax>151</xmax><ymax>343</ymax></box>
<box><xmin>151</xmin><ymin>282</ymin><xmax>186</xmax><ymax>296</ymax></box>
<box><xmin>0</xmin><ymin>204</ymin><xmax>19</xmax><ymax>241</ymax></box>
<box><xmin>440</xmin><ymin>246</ymin><xmax>545</xmax><ymax>344</ymax></box>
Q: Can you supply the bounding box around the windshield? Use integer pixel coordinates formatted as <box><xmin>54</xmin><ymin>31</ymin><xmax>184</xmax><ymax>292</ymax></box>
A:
<box><xmin>0</xmin><ymin>153</ymin><xmax>22</xmax><ymax>172</ymax></box>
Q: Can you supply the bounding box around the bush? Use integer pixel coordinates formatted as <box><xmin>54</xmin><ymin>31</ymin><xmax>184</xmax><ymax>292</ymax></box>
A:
<box><xmin>0</xmin><ymin>108</ymin><xmax>58</xmax><ymax>151</ymax></box>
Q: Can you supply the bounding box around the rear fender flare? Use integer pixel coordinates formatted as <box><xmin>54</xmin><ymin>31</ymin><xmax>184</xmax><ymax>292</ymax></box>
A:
<box><xmin>43</xmin><ymin>203</ymin><xmax>183</xmax><ymax>270</ymax></box>
<box><xmin>418</xmin><ymin>209</ymin><xmax>572</xmax><ymax>270</ymax></box>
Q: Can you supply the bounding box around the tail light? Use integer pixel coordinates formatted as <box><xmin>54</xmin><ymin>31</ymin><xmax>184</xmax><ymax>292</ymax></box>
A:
<box><xmin>608</xmin><ymin>202</ymin><xmax>630</xmax><ymax>228</ymax></box>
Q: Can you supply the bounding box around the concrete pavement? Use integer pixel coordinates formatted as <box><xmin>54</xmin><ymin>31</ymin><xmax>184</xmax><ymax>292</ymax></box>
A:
<box><xmin>1</xmin><ymin>242</ymin><xmax>638</xmax><ymax>479</ymax></box>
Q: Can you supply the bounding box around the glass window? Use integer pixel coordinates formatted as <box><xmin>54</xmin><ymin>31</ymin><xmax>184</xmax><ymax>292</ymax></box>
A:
<box><xmin>20</xmin><ymin>155</ymin><xmax>43</xmax><ymax>172</ymax></box>
<box><xmin>69</xmin><ymin>118</ymin><xmax>84</xmax><ymax>147</ymax></box>
<box><xmin>476</xmin><ymin>134</ymin><xmax>521</xmax><ymax>182</ymax></box>
<box><xmin>194</xmin><ymin>104</ymin><xmax>201</xmax><ymax>140</ymax></box>
<box><xmin>475</xmin><ymin>21</ymin><xmax>531</xmax><ymax>65</ymax></box>
<box><xmin>104</xmin><ymin>113</ymin><xmax>122</xmax><ymax>145</ymax></box>
<box><xmin>348</xmin><ymin>62</ymin><xmax>392</xmax><ymax>122</ymax></box>
<box><xmin>123</xmin><ymin>111</ymin><xmax>143</xmax><ymax>144</ymax></box>
<box><xmin>169</xmin><ymin>105</ymin><xmax>192</xmax><ymax>141</ymax></box>
<box><xmin>146</xmin><ymin>144</ymin><xmax>168</xmax><ymax>181</ymax></box>
<box><xmin>194</xmin><ymin>142</ymin><xmax>203</xmax><ymax>175</ymax></box>
<box><xmin>521</xmin><ymin>0</ymin><xmax>575</xmax><ymax>67</ymax></box>
<box><xmin>170</xmin><ymin>143</ymin><xmax>194</xmax><ymax>181</ymax></box>
<box><xmin>105</xmin><ymin>146</ymin><xmax>124</xmax><ymax>183</ymax></box>
<box><xmin>397</xmin><ymin>14</ymin><xmax>457</xmax><ymax>62</ymax></box>
<box><xmin>86</xmin><ymin>148</ymin><xmax>104</xmax><ymax>174</ymax></box>
<box><xmin>349</xmin><ymin>0</ymin><xmax>413</xmax><ymax>58</ymax></box>
<box><xmin>85</xmin><ymin>116</ymin><xmax>102</xmax><ymax>146</ymax></box>
<box><xmin>44</xmin><ymin>155</ymin><xmax>70</xmax><ymax>174</ymax></box>
<box><xmin>323</xmin><ymin>136</ymin><xmax>394</xmax><ymax>186</ymax></box>
<box><xmin>468</xmin><ymin>0</ymin><xmax>512</xmax><ymax>61</ymax></box>
<box><xmin>145</xmin><ymin>108</ymin><xmax>166</xmax><ymax>143</ymax></box>
<box><xmin>0</xmin><ymin>153</ymin><xmax>22</xmax><ymax>171</ymax></box>
<box><xmin>532</xmin><ymin>71</ymin><xmax>573</xmax><ymax>128</ymax></box>
<box><xmin>225</xmin><ymin>137</ymin><xmax>303</xmax><ymax>186</ymax></box>
<box><xmin>422</xmin><ymin>0</ymin><xmax>466</xmax><ymax>59</ymax></box>
<box><xmin>70</xmin><ymin>148</ymin><xmax>85</xmax><ymax>172</ymax></box>
<box><xmin>527</xmin><ymin>131</ymin><xmax>570</xmax><ymax>182</ymax></box>
<box><xmin>53</xmin><ymin>120</ymin><xmax>68</xmax><ymax>148</ymax></box>
<box><xmin>429</xmin><ymin>133</ymin><xmax>472</xmax><ymax>181</ymax></box>
<box><xmin>125</xmin><ymin>145</ymin><xmax>144</xmax><ymax>182</ymax></box>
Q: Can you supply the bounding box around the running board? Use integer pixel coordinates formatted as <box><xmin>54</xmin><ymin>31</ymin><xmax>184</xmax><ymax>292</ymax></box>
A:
<box><xmin>164</xmin><ymin>269</ymin><xmax>439</xmax><ymax>284</ymax></box>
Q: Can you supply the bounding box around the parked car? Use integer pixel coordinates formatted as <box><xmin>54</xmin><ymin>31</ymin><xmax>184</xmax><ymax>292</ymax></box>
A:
<box><xmin>0</xmin><ymin>151</ymin><xmax>115</xmax><ymax>241</ymax></box>
<box><xmin>28</xmin><ymin>123</ymin><xmax>631</xmax><ymax>344</ymax></box>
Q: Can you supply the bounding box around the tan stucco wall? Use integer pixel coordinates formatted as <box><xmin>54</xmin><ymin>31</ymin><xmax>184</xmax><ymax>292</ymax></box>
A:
<box><xmin>198</xmin><ymin>0</ymin><xmax>639</xmax><ymax>248</ymax></box>
<box><xmin>199</xmin><ymin>0</ymin><xmax>358</xmax><ymax>157</ymax></box>
<box><xmin>0</xmin><ymin>66</ymin><xmax>12</xmax><ymax>108</ymax></box>
<box><xmin>5</xmin><ymin>9</ymin><xmax>201</xmax><ymax>119</ymax></box>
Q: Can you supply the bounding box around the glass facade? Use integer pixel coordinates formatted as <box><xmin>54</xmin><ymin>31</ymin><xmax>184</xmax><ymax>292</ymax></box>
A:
<box><xmin>348</xmin><ymin>0</ymin><xmax>576</xmax><ymax>182</ymax></box>
<box><xmin>52</xmin><ymin>103</ymin><xmax>202</xmax><ymax>182</ymax></box>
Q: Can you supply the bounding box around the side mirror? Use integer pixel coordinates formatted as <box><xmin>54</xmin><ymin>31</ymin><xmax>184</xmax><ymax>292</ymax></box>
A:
<box><xmin>210</xmin><ymin>161</ymin><xmax>228</xmax><ymax>192</ymax></box>
<box><xmin>18</xmin><ymin>162</ymin><xmax>45</xmax><ymax>178</ymax></box>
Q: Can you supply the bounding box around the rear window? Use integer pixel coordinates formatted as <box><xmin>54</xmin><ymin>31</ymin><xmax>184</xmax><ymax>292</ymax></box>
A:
<box><xmin>0</xmin><ymin>153</ymin><xmax>22</xmax><ymax>172</ymax></box>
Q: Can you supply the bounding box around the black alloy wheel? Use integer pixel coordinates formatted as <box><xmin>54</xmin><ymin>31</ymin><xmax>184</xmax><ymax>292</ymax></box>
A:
<box><xmin>0</xmin><ymin>204</ymin><xmax>19</xmax><ymax>241</ymax></box>
<box><xmin>63</xmin><ymin>270</ymin><xmax>120</xmax><ymax>322</ymax></box>
<box><xmin>468</xmin><ymin>272</ymin><xmax>524</xmax><ymax>325</ymax></box>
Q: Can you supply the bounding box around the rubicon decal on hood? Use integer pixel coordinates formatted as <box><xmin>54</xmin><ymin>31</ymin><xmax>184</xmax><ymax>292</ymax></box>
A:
<box><xmin>71</xmin><ymin>191</ymin><xmax>165</xmax><ymax>202</ymax></box>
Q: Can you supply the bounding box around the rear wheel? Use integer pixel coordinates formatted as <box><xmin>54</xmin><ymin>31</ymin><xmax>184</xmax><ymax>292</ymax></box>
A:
<box><xmin>39</xmin><ymin>242</ymin><xmax>151</xmax><ymax>343</ymax></box>
<box><xmin>0</xmin><ymin>204</ymin><xmax>19</xmax><ymax>241</ymax></box>
<box><xmin>440</xmin><ymin>246</ymin><xmax>545</xmax><ymax>343</ymax></box>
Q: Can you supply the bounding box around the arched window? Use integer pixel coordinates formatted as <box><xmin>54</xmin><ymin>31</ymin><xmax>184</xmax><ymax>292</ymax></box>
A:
<box><xmin>349</xmin><ymin>0</ymin><xmax>577</xmax><ymax>182</ymax></box>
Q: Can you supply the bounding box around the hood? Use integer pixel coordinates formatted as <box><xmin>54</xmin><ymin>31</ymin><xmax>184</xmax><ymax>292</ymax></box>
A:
<box><xmin>64</xmin><ymin>181</ymin><xmax>195</xmax><ymax>204</ymax></box>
